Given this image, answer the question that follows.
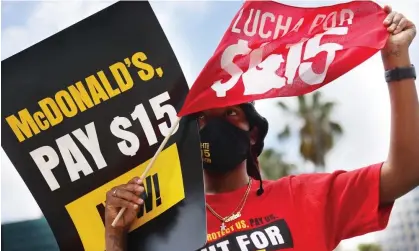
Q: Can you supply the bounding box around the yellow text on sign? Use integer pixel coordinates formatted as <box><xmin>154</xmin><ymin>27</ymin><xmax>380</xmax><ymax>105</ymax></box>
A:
<box><xmin>65</xmin><ymin>143</ymin><xmax>185</xmax><ymax>251</ymax></box>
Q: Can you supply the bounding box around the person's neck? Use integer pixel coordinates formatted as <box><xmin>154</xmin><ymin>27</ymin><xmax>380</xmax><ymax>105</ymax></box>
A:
<box><xmin>204</xmin><ymin>163</ymin><xmax>249</xmax><ymax>194</ymax></box>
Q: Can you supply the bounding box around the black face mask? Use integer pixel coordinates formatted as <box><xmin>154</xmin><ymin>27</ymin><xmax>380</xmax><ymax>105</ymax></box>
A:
<box><xmin>199</xmin><ymin>118</ymin><xmax>250</xmax><ymax>174</ymax></box>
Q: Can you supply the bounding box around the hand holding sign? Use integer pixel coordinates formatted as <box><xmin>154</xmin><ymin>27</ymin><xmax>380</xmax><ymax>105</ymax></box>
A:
<box><xmin>110</xmin><ymin>116</ymin><xmax>181</xmax><ymax>227</ymax></box>
<box><xmin>105</xmin><ymin>177</ymin><xmax>145</xmax><ymax>229</ymax></box>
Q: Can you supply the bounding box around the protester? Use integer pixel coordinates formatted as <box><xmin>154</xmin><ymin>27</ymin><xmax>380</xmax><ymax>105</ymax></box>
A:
<box><xmin>104</xmin><ymin>5</ymin><xmax>418</xmax><ymax>251</ymax></box>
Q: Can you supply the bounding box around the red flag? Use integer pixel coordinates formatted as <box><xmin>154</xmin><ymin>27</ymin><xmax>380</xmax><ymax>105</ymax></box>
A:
<box><xmin>177</xmin><ymin>0</ymin><xmax>389</xmax><ymax>117</ymax></box>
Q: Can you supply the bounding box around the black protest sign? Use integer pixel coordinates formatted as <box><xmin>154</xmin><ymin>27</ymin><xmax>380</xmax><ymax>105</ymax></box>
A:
<box><xmin>1</xmin><ymin>1</ymin><xmax>207</xmax><ymax>250</ymax></box>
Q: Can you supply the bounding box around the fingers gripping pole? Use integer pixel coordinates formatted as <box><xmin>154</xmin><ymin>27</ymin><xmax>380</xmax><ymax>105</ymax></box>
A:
<box><xmin>111</xmin><ymin>117</ymin><xmax>182</xmax><ymax>227</ymax></box>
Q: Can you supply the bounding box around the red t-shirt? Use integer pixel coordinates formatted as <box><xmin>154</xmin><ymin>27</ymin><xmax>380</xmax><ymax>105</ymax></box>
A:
<box><xmin>200</xmin><ymin>162</ymin><xmax>393</xmax><ymax>251</ymax></box>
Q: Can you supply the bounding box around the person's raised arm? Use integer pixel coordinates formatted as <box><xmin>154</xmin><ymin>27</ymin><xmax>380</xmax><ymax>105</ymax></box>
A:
<box><xmin>379</xmin><ymin>5</ymin><xmax>419</xmax><ymax>205</ymax></box>
<box><xmin>105</xmin><ymin>177</ymin><xmax>145</xmax><ymax>251</ymax></box>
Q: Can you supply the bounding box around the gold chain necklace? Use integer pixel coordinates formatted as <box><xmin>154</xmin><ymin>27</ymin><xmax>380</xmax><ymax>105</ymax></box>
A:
<box><xmin>206</xmin><ymin>179</ymin><xmax>252</xmax><ymax>231</ymax></box>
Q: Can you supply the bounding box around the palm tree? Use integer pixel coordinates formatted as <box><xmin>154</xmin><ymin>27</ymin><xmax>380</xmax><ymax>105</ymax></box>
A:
<box><xmin>277</xmin><ymin>91</ymin><xmax>343</xmax><ymax>172</ymax></box>
<box><xmin>259</xmin><ymin>148</ymin><xmax>296</xmax><ymax>180</ymax></box>
<box><xmin>357</xmin><ymin>243</ymin><xmax>382</xmax><ymax>251</ymax></box>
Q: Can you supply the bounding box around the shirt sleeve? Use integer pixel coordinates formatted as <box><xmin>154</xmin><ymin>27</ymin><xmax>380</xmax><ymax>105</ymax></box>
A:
<box><xmin>289</xmin><ymin>162</ymin><xmax>394</xmax><ymax>249</ymax></box>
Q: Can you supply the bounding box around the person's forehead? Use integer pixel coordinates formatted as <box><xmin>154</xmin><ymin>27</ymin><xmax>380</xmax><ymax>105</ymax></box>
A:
<box><xmin>202</xmin><ymin>105</ymin><xmax>243</xmax><ymax>115</ymax></box>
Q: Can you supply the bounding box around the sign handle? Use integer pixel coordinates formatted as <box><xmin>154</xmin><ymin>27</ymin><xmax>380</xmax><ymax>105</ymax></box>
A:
<box><xmin>111</xmin><ymin>116</ymin><xmax>182</xmax><ymax>227</ymax></box>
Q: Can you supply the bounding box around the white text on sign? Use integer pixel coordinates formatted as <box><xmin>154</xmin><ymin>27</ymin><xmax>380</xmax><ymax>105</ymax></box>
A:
<box><xmin>231</xmin><ymin>8</ymin><xmax>354</xmax><ymax>39</ymax></box>
<box><xmin>29</xmin><ymin>91</ymin><xmax>178</xmax><ymax>191</ymax></box>
<box><xmin>212</xmin><ymin>6</ymin><xmax>356</xmax><ymax>97</ymax></box>
<box><xmin>211</xmin><ymin>27</ymin><xmax>348</xmax><ymax>97</ymax></box>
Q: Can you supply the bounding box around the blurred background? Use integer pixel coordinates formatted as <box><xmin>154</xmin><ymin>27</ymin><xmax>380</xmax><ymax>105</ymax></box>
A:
<box><xmin>1</xmin><ymin>0</ymin><xmax>419</xmax><ymax>251</ymax></box>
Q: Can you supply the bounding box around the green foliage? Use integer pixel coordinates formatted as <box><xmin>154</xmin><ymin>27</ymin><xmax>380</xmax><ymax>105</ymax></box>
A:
<box><xmin>357</xmin><ymin>243</ymin><xmax>382</xmax><ymax>251</ymax></box>
<box><xmin>259</xmin><ymin>148</ymin><xmax>296</xmax><ymax>180</ymax></box>
<box><xmin>277</xmin><ymin>91</ymin><xmax>343</xmax><ymax>172</ymax></box>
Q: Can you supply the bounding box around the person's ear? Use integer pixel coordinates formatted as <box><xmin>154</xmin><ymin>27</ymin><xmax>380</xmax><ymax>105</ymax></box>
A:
<box><xmin>249</xmin><ymin>126</ymin><xmax>259</xmax><ymax>146</ymax></box>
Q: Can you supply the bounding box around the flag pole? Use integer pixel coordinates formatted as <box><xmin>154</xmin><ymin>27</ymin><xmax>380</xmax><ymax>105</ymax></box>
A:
<box><xmin>111</xmin><ymin>116</ymin><xmax>182</xmax><ymax>227</ymax></box>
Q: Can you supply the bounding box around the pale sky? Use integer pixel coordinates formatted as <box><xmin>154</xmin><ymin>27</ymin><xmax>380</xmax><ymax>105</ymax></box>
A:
<box><xmin>1</xmin><ymin>0</ymin><xmax>419</xmax><ymax>250</ymax></box>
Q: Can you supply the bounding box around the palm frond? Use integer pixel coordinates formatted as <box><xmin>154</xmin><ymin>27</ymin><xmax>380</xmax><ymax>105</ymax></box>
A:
<box><xmin>312</xmin><ymin>92</ymin><xmax>321</xmax><ymax>109</ymax></box>
<box><xmin>319</xmin><ymin>101</ymin><xmax>336</xmax><ymax>121</ymax></box>
<box><xmin>297</xmin><ymin>95</ymin><xmax>307</xmax><ymax>115</ymax></box>
<box><xmin>278</xmin><ymin>125</ymin><xmax>291</xmax><ymax>140</ymax></box>
<box><xmin>277</xmin><ymin>101</ymin><xmax>289</xmax><ymax>111</ymax></box>
<box><xmin>329</xmin><ymin>121</ymin><xmax>343</xmax><ymax>135</ymax></box>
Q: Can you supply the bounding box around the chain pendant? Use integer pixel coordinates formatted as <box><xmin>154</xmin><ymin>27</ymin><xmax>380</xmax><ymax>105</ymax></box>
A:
<box><xmin>224</xmin><ymin>212</ymin><xmax>241</xmax><ymax>223</ymax></box>
<box><xmin>220</xmin><ymin>222</ymin><xmax>226</xmax><ymax>231</ymax></box>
